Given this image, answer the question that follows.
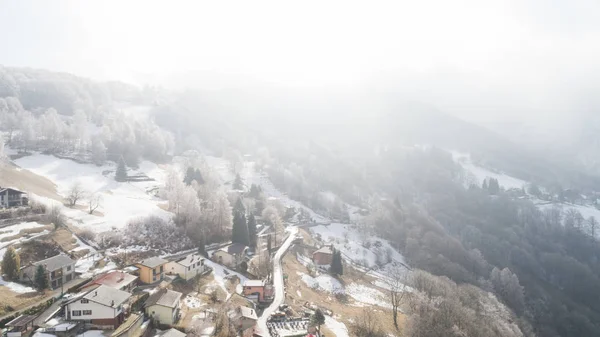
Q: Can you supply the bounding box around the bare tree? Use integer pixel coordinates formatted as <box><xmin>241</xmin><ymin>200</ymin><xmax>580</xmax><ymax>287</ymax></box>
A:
<box><xmin>88</xmin><ymin>193</ymin><xmax>103</xmax><ymax>214</ymax></box>
<box><xmin>384</xmin><ymin>263</ymin><xmax>408</xmax><ymax>330</ymax></box>
<box><xmin>46</xmin><ymin>205</ymin><xmax>66</xmax><ymax>229</ymax></box>
<box><xmin>350</xmin><ymin>308</ymin><xmax>387</xmax><ymax>337</ymax></box>
<box><xmin>66</xmin><ymin>181</ymin><xmax>85</xmax><ymax>207</ymax></box>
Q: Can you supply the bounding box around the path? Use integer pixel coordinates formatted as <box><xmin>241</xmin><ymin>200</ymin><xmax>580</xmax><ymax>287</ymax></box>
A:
<box><xmin>257</xmin><ymin>226</ymin><xmax>298</xmax><ymax>336</ymax></box>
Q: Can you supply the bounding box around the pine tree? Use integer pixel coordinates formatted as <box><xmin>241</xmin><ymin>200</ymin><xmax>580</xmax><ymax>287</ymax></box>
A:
<box><xmin>184</xmin><ymin>167</ymin><xmax>195</xmax><ymax>185</ymax></box>
<box><xmin>248</xmin><ymin>213</ymin><xmax>258</xmax><ymax>247</ymax></box>
<box><xmin>34</xmin><ymin>265</ymin><xmax>48</xmax><ymax>291</ymax></box>
<box><xmin>482</xmin><ymin>179</ymin><xmax>488</xmax><ymax>190</ymax></box>
<box><xmin>249</xmin><ymin>184</ymin><xmax>261</xmax><ymax>198</ymax></box>
<box><xmin>231</xmin><ymin>211</ymin><xmax>249</xmax><ymax>246</ymax></box>
<box><xmin>233</xmin><ymin>174</ymin><xmax>243</xmax><ymax>190</ymax></box>
<box><xmin>330</xmin><ymin>249</ymin><xmax>344</xmax><ymax>275</ymax></box>
<box><xmin>115</xmin><ymin>157</ymin><xmax>128</xmax><ymax>182</ymax></box>
<box><xmin>310</xmin><ymin>309</ymin><xmax>325</xmax><ymax>334</ymax></box>
<box><xmin>233</xmin><ymin>198</ymin><xmax>245</xmax><ymax>216</ymax></box>
<box><xmin>198</xmin><ymin>235</ymin><xmax>206</xmax><ymax>257</ymax></box>
<box><xmin>267</xmin><ymin>235</ymin><xmax>272</xmax><ymax>254</ymax></box>
<box><xmin>193</xmin><ymin>168</ymin><xmax>204</xmax><ymax>184</ymax></box>
<box><xmin>489</xmin><ymin>178</ymin><xmax>500</xmax><ymax>195</ymax></box>
<box><xmin>2</xmin><ymin>246</ymin><xmax>20</xmax><ymax>281</ymax></box>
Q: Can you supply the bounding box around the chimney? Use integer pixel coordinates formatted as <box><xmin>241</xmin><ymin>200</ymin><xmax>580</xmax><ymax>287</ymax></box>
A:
<box><xmin>94</xmin><ymin>291</ymin><xmax>98</xmax><ymax>297</ymax></box>
<box><xmin>111</xmin><ymin>300</ymin><xmax>115</xmax><ymax>307</ymax></box>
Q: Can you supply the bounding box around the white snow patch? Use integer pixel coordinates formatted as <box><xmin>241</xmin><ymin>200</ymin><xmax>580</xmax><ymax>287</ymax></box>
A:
<box><xmin>346</xmin><ymin>283</ymin><xmax>390</xmax><ymax>309</ymax></box>
<box><xmin>203</xmin><ymin>259</ymin><xmax>248</xmax><ymax>296</ymax></box>
<box><xmin>298</xmin><ymin>272</ymin><xmax>344</xmax><ymax>294</ymax></box>
<box><xmin>0</xmin><ymin>275</ymin><xmax>36</xmax><ymax>293</ymax></box>
<box><xmin>184</xmin><ymin>294</ymin><xmax>204</xmax><ymax>309</ymax></box>
<box><xmin>452</xmin><ymin>151</ymin><xmax>527</xmax><ymax>189</ymax></box>
<box><xmin>0</xmin><ymin>222</ymin><xmax>45</xmax><ymax>241</ymax></box>
<box><xmin>325</xmin><ymin>316</ymin><xmax>349</xmax><ymax>337</ymax></box>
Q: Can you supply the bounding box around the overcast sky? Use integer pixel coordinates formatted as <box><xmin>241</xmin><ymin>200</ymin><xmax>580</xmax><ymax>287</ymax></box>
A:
<box><xmin>1</xmin><ymin>0</ymin><xmax>600</xmax><ymax>136</ymax></box>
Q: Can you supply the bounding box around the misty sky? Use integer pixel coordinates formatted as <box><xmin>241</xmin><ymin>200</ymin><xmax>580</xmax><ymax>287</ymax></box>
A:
<box><xmin>1</xmin><ymin>0</ymin><xmax>600</xmax><ymax>135</ymax></box>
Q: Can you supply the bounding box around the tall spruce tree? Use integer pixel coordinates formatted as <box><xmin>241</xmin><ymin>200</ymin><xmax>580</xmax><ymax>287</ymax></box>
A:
<box><xmin>310</xmin><ymin>309</ymin><xmax>325</xmax><ymax>334</ymax></box>
<box><xmin>184</xmin><ymin>167</ymin><xmax>195</xmax><ymax>185</ymax></box>
<box><xmin>231</xmin><ymin>211</ymin><xmax>250</xmax><ymax>246</ymax></box>
<box><xmin>247</xmin><ymin>213</ymin><xmax>257</xmax><ymax>247</ymax></box>
<box><xmin>233</xmin><ymin>198</ymin><xmax>245</xmax><ymax>216</ymax></box>
<box><xmin>2</xmin><ymin>246</ymin><xmax>20</xmax><ymax>281</ymax></box>
<box><xmin>233</xmin><ymin>174</ymin><xmax>243</xmax><ymax>190</ymax></box>
<box><xmin>115</xmin><ymin>157</ymin><xmax>128</xmax><ymax>182</ymax></box>
<box><xmin>34</xmin><ymin>265</ymin><xmax>48</xmax><ymax>291</ymax></box>
<box><xmin>330</xmin><ymin>249</ymin><xmax>344</xmax><ymax>275</ymax></box>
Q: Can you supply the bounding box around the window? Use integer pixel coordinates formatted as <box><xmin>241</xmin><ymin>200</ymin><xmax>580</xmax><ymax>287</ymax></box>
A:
<box><xmin>159</xmin><ymin>266</ymin><xmax>163</xmax><ymax>273</ymax></box>
<box><xmin>83</xmin><ymin>310</ymin><xmax>92</xmax><ymax>315</ymax></box>
<box><xmin>67</xmin><ymin>266</ymin><xmax>71</xmax><ymax>271</ymax></box>
<box><xmin>81</xmin><ymin>299</ymin><xmax>89</xmax><ymax>304</ymax></box>
<box><xmin>187</xmin><ymin>267</ymin><xmax>190</xmax><ymax>271</ymax></box>
<box><xmin>72</xmin><ymin>310</ymin><xmax>82</xmax><ymax>316</ymax></box>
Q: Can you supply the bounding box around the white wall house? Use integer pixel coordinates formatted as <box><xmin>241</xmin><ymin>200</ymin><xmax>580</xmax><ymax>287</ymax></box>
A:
<box><xmin>65</xmin><ymin>285</ymin><xmax>131</xmax><ymax>329</ymax></box>
<box><xmin>144</xmin><ymin>289</ymin><xmax>182</xmax><ymax>326</ymax></box>
<box><xmin>165</xmin><ymin>253</ymin><xmax>206</xmax><ymax>281</ymax></box>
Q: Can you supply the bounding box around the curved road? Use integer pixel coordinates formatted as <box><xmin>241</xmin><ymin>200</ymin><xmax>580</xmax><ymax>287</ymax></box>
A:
<box><xmin>257</xmin><ymin>226</ymin><xmax>298</xmax><ymax>336</ymax></box>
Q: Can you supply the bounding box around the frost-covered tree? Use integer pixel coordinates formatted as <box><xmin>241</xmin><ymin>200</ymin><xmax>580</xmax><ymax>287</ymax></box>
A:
<box><xmin>91</xmin><ymin>134</ymin><xmax>107</xmax><ymax>165</ymax></box>
<box><xmin>383</xmin><ymin>264</ymin><xmax>408</xmax><ymax>329</ymax></box>
<box><xmin>66</xmin><ymin>181</ymin><xmax>86</xmax><ymax>207</ymax></box>
<box><xmin>490</xmin><ymin>267</ymin><xmax>525</xmax><ymax>313</ymax></box>
<box><xmin>88</xmin><ymin>193</ymin><xmax>102</xmax><ymax>214</ymax></box>
<box><xmin>233</xmin><ymin>173</ymin><xmax>243</xmax><ymax>190</ymax></box>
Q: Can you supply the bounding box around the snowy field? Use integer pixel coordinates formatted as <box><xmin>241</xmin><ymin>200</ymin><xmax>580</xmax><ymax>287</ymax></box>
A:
<box><xmin>310</xmin><ymin>223</ymin><xmax>407</xmax><ymax>269</ymax></box>
<box><xmin>0</xmin><ymin>275</ymin><xmax>36</xmax><ymax>293</ymax></box>
<box><xmin>325</xmin><ymin>316</ymin><xmax>349</xmax><ymax>337</ymax></box>
<box><xmin>203</xmin><ymin>259</ymin><xmax>248</xmax><ymax>298</ymax></box>
<box><xmin>452</xmin><ymin>151</ymin><xmax>527</xmax><ymax>190</ymax></box>
<box><xmin>345</xmin><ymin>283</ymin><xmax>391</xmax><ymax>309</ymax></box>
<box><xmin>14</xmin><ymin>154</ymin><xmax>171</xmax><ymax>233</ymax></box>
<box><xmin>297</xmin><ymin>272</ymin><xmax>344</xmax><ymax>294</ymax></box>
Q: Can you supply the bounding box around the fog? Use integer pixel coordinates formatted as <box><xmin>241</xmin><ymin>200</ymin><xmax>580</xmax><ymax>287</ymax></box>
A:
<box><xmin>1</xmin><ymin>0</ymin><xmax>600</xmax><ymax>139</ymax></box>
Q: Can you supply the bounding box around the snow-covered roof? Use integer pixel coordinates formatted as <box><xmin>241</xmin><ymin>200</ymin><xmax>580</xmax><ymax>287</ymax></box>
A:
<box><xmin>136</xmin><ymin>257</ymin><xmax>168</xmax><ymax>268</ymax></box>
<box><xmin>243</xmin><ymin>280</ymin><xmax>264</xmax><ymax>287</ymax></box>
<box><xmin>239</xmin><ymin>306</ymin><xmax>258</xmax><ymax>320</ymax></box>
<box><xmin>160</xmin><ymin>328</ymin><xmax>186</xmax><ymax>337</ymax></box>
<box><xmin>81</xmin><ymin>285</ymin><xmax>131</xmax><ymax>307</ymax></box>
<box><xmin>171</xmin><ymin>253</ymin><xmax>204</xmax><ymax>267</ymax></box>
<box><xmin>145</xmin><ymin>288</ymin><xmax>182</xmax><ymax>308</ymax></box>
<box><xmin>313</xmin><ymin>246</ymin><xmax>333</xmax><ymax>255</ymax></box>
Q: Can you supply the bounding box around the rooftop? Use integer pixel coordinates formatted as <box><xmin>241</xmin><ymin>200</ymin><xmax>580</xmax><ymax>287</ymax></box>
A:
<box><xmin>83</xmin><ymin>270</ymin><xmax>137</xmax><ymax>290</ymax></box>
<box><xmin>243</xmin><ymin>280</ymin><xmax>265</xmax><ymax>287</ymax></box>
<box><xmin>219</xmin><ymin>243</ymin><xmax>248</xmax><ymax>255</ymax></box>
<box><xmin>32</xmin><ymin>253</ymin><xmax>75</xmax><ymax>271</ymax></box>
<box><xmin>136</xmin><ymin>256</ymin><xmax>168</xmax><ymax>268</ymax></box>
<box><xmin>313</xmin><ymin>246</ymin><xmax>333</xmax><ymax>255</ymax></box>
<box><xmin>6</xmin><ymin>315</ymin><xmax>36</xmax><ymax>327</ymax></box>
<box><xmin>82</xmin><ymin>284</ymin><xmax>131</xmax><ymax>307</ymax></box>
<box><xmin>172</xmin><ymin>253</ymin><xmax>205</xmax><ymax>267</ymax></box>
<box><xmin>145</xmin><ymin>288</ymin><xmax>182</xmax><ymax>308</ymax></box>
<box><xmin>160</xmin><ymin>328</ymin><xmax>186</xmax><ymax>337</ymax></box>
<box><xmin>239</xmin><ymin>306</ymin><xmax>258</xmax><ymax>320</ymax></box>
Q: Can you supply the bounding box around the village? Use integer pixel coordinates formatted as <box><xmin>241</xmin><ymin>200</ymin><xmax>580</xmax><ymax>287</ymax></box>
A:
<box><xmin>0</xmin><ymin>177</ymin><xmax>403</xmax><ymax>337</ymax></box>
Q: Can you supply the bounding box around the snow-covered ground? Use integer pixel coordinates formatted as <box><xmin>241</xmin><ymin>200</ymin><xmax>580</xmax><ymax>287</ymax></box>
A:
<box><xmin>346</xmin><ymin>283</ymin><xmax>390</xmax><ymax>309</ymax></box>
<box><xmin>0</xmin><ymin>275</ymin><xmax>36</xmax><ymax>293</ymax></box>
<box><xmin>298</xmin><ymin>272</ymin><xmax>344</xmax><ymax>294</ymax></box>
<box><xmin>0</xmin><ymin>221</ymin><xmax>45</xmax><ymax>241</ymax></box>
<box><xmin>14</xmin><ymin>153</ymin><xmax>171</xmax><ymax>233</ymax></box>
<box><xmin>310</xmin><ymin>223</ymin><xmax>406</xmax><ymax>269</ymax></box>
<box><xmin>452</xmin><ymin>151</ymin><xmax>527</xmax><ymax>189</ymax></box>
<box><xmin>324</xmin><ymin>316</ymin><xmax>349</xmax><ymax>337</ymax></box>
<box><xmin>203</xmin><ymin>259</ymin><xmax>248</xmax><ymax>297</ymax></box>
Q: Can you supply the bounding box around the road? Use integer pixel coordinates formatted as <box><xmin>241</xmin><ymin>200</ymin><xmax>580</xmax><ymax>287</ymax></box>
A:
<box><xmin>257</xmin><ymin>226</ymin><xmax>298</xmax><ymax>336</ymax></box>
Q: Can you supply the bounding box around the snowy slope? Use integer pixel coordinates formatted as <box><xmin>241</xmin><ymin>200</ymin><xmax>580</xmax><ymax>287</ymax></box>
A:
<box><xmin>452</xmin><ymin>151</ymin><xmax>527</xmax><ymax>189</ymax></box>
<box><xmin>14</xmin><ymin>154</ymin><xmax>171</xmax><ymax>233</ymax></box>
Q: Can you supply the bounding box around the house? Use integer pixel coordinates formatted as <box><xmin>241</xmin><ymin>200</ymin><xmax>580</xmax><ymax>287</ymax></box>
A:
<box><xmin>21</xmin><ymin>253</ymin><xmax>76</xmax><ymax>289</ymax></box>
<box><xmin>81</xmin><ymin>270</ymin><xmax>138</xmax><ymax>292</ymax></box>
<box><xmin>0</xmin><ymin>187</ymin><xmax>28</xmax><ymax>208</ymax></box>
<box><xmin>242</xmin><ymin>280</ymin><xmax>274</xmax><ymax>303</ymax></box>
<box><xmin>135</xmin><ymin>257</ymin><xmax>168</xmax><ymax>284</ymax></box>
<box><xmin>5</xmin><ymin>315</ymin><xmax>36</xmax><ymax>337</ymax></box>
<box><xmin>65</xmin><ymin>284</ymin><xmax>132</xmax><ymax>329</ymax></box>
<box><xmin>231</xmin><ymin>306</ymin><xmax>258</xmax><ymax>337</ymax></box>
<box><xmin>212</xmin><ymin>243</ymin><xmax>248</xmax><ymax>268</ymax></box>
<box><xmin>144</xmin><ymin>288</ymin><xmax>182</xmax><ymax>326</ymax></box>
<box><xmin>312</xmin><ymin>246</ymin><xmax>333</xmax><ymax>266</ymax></box>
<box><xmin>165</xmin><ymin>253</ymin><xmax>206</xmax><ymax>281</ymax></box>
